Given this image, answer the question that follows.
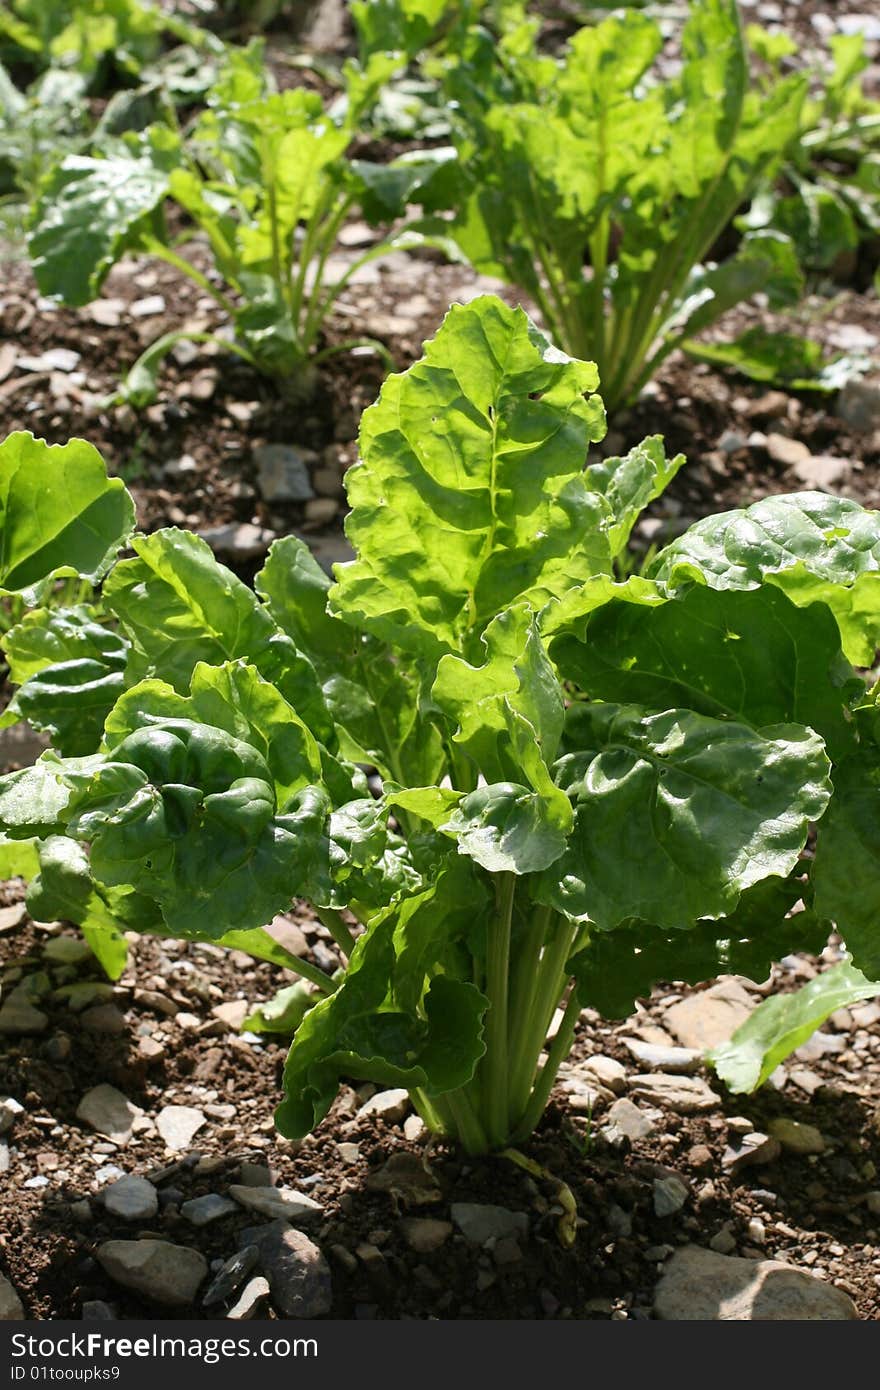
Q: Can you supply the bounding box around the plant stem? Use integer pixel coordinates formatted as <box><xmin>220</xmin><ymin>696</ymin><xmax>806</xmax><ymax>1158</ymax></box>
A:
<box><xmin>507</xmin><ymin>915</ymin><xmax>577</xmax><ymax>1130</ymax></box>
<box><xmin>511</xmin><ymin>984</ymin><xmax>581</xmax><ymax>1143</ymax></box>
<box><xmin>482</xmin><ymin>873</ymin><xmax>516</xmax><ymax>1147</ymax></box>
<box><xmin>142</xmin><ymin>241</ymin><xmax>239</xmax><ymax>319</ymax></box>
<box><xmin>314</xmin><ymin>905</ymin><xmax>358</xmax><ymax>959</ymax></box>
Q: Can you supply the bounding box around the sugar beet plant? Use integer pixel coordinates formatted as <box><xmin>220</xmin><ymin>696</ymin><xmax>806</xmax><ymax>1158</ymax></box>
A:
<box><xmin>27</xmin><ymin>41</ymin><xmax>453</xmax><ymax>404</ymax></box>
<box><xmin>3</xmin><ymin>295</ymin><xmax>880</xmax><ymax>1155</ymax></box>
<box><xmin>430</xmin><ymin>0</ymin><xmax>807</xmax><ymax>412</ymax></box>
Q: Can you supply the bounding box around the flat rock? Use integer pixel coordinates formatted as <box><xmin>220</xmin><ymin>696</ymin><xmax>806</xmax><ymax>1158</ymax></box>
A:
<box><xmin>155</xmin><ymin>1105</ymin><xmax>206</xmax><ymax>1152</ymax></box>
<box><xmin>0</xmin><ymin>999</ymin><xmax>48</xmax><ymax>1034</ymax></box>
<box><xmin>450</xmin><ymin>1203</ymin><xmax>529</xmax><ymax>1246</ymax></box>
<box><xmin>653</xmin><ymin>1174</ymin><xmax>690</xmax><ymax>1217</ymax></box>
<box><xmin>239</xmin><ymin>1221</ymin><xmax>332</xmax><ymax>1318</ymax></box>
<box><xmin>558</xmin><ymin>1073</ymin><xmax>614</xmax><ymax>1112</ymax></box>
<box><xmin>836</xmin><ymin>377</ymin><xmax>880</xmax><ymax>432</ymax></box>
<box><xmin>577</xmin><ymin>1055</ymin><xmax>627</xmax><ymax>1094</ymax></box>
<box><xmin>623</xmin><ymin>1039</ymin><xmax>701</xmax><ymax>1074</ymax></box>
<box><xmin>229</xmin><ymin>1184</ymin><xmax>323</xmax><ymax>1223</ymax></box>
<box><xmin>629</xmin><ymin>1074</ymin><xmax>719</xmax><ymax>1113</ymax></box>
<box><xmin>180</xmin><ymin>1194</ymin><xmax>238</xmax><ymax>1226</ymax></box>
<box><xmin>654</xmin><ymin>1245</ymin><xmax>858</xmax><ymax>1320</ymax></box>
<box><xmin>0</xmin><ymin>903</ymin><xmax>26</xmax><ymax>934</ymax></box>
<box><xmin>203</xmin><ymin>1246</ymin><xmax>260</xmax><ymax>1307</ymax></box>
<box><xmin>211</xmin><ymin>1001</ymin><xmax>249</xmax><ymax>1030</ymax></box>
<box><xmin>602</xmin><ymin>1097</ymin><xmax>657</xmax><ymax>1144</ymax></box>
<box><xmin>80</xmin><ymin>1005</ymin><xmax>127</xmax><ymax>1035</ymax></box>
<box><xmin>254</xmin><ymin>444</ymin><xmax>316</xmax><ymax>503</ymax></box>
<box><xmin>0</xmin><ymin>1097</ymin><xmax>24</xmax><ymax>1134</ymax></box>
<box><xmin>790</xmin><ymin>454</ymin><xmax>852</xmax><ymax>491</ymax></box>
<box><xmin>43</xmin><ymin>937</ymin><xmax>92</xmax><ymax>964</ymax></box>
<box><xmin>96</xmin><ymin>1240</ymin><xmax>207</xmax><ymax>1307</ymax></box>
<box><xmin>364</xmin><ymin>1152</ymin><xmax>442</xmax><ymax>1207</ymax></box>
<box><xmin>227</xmin><ymin>1276</ymin><xmax>270</xmax><ymax>1320</ymax></box>
<box><xmin>400</xmin><ymin>1218</ymin><xmax>453</xmax><ymax>1253</ymax></box>
<box><xmin>767</xmin><ymin>1117</ymin><xmax>825</xmax><ymax>1155</ymax></box>
<box><xmin>76</xmin><ymin>1086</ymin><xmax>142</xmax><ymax>1145</ymax></box>
<box><xmin>0</xmin><ymin>1274</ymin><xmax>24</xmax><ymax>1319</ymax></box>
<box><xmin>722</xmin><ymin>1132</ymin><xmax>782</xmax><ymax>1172</ymax></box>
<box><xmin>357</xmin><ymin>1088</ymin><xmax>410</xmax><ymax>1123</ymax></box>
<box><xmin>103</xmin><ymin>1176</ymin><xmax>158</xmax><ymax>1222</ymax></box>
<box><xmin>663</xmin><ymin>980</ymin><xmax>754</xmax><ymax>1051</ymax></box>
<box><xmin>765</xmin><ymin>432</ymin><xmax>811</xmax><ymax>467</ymax></box>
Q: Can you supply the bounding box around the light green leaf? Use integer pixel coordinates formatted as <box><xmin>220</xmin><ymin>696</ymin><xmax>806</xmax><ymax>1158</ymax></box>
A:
<box><xmin>243</xmin><ymin>981</ymin><xmax>316</xmax><ymax>1035</ymax></box>
<box><xmin>0</xmin><ymin>433</ymin><xmax>133</xmax><ymax>593</ymax></box>
<box><xmin>584</xmin><ymin>437</ymin><xmax>685</xmax><ymax>559</ymax></box>
<box><xmin>539</xmin><ymin>704</ymin><xmax>831</xmax><ymax>929</ymax></box>
<box><xmin>330</xmin><ymin>296</ymin><xmax>608</xmax><ymax>661</ymax></box>
<box><xmin>25</xmin><ymin>835</ymin><xmax>136</xmax><ymax>980</ymax></box>
<box><xmin>0</xmin><ymin>836</ymin><xmax>39</xmax><ymax>881</ymax></box>
<box><xmin>709</xmin><ymin>961</ymin><xmax>880</xmax><ymax>1093</ymax></box>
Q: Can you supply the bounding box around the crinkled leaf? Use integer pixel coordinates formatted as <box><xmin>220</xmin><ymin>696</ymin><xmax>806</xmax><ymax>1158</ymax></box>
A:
<box><xmin>709</xmin><ymin>961</ymin><xmax>880</xmax><ymax>1093</ymax></box>
<box><xmin>0</xmin><ymin>433</ymin><xmax>134</xmax><ymax>593</ymax></box>
<box><xmin>24</xmin><ymin>835</ymin><xmax>140</xmax><ymax>980</ymax></box>
<box><xmin>583</xmin><ymin>437</ymin><xmax>685</xmax><ymax>560</ymax></box>
<box><xmin>538</xmin><ymin>704</ymin><xmax>831</xmax><ymax>929</ymax></box>
<box><xmin>442</xmin><ymin>779</ymin><xmax>570</xmax><ymax>875</ymax></box>
<box><xmin>330</xmin><ymin>296</ymin><xmax>607</xmax><ymax>661</ymax></box>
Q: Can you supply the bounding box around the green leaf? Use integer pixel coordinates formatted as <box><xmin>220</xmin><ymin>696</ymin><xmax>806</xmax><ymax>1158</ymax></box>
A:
<box><xmin>551</xmin><ymin>583</ymin><xmax>860</xmax><ymax>761</ymax></box>
<box><xmin>709</xmin><ymin>961</ymin><xmax>880</xmax><ymax>1093</ymax></box>
<box><xmin>243</xmin><ymin>981</ymin><xmax>316</xmax><ymax>1035</ymax></box>
<box><xmin>3</xmin><ymin>607</ymin><xmax>128</xmax><ymax>756</ymax></box>
<box><xmin>25</xmin><ymin>835</ymin><xmax>136</xmax><ymax>980</ymax></box>
<box><xmin>0</xmin><ymin>836</ymin><xmax>39</xmax><ymax>881</ymax></box>
<box><xmin>683</xmin><ymin>326</ymin><xmax>866</xmax><ymax>392</ymax></box>
<box><xmin>330</xmin><ymin>296</ymin><xmax>608</xmax><ymax>661</ymax></box>
<box><xmin>649</xmin><ymin>491</ymin><xmax>880</xmax><ymax>665</ymax></box>
<box><xmin>571</xmin><ymin>875</ymin><xmax>828</xmax><ymax>1018</ymax></box>
<box><xmin>442</xmin><ymin>779</ymin><xmax>570</xmax><ymax>875</ymax></box>
<box><xmin>584</xmin><ymin>437</ymin><xmax>685</xmax><ymax>560</ymax></box>
<box><xmin>29</xmin><ymin>138</ymin><xmax>178</xmax><ymax>306</ymax></box>
<box><xmin>538</xmin><ymin>704</ymin><xmax>831</xmax><ymax>929</ymax></box>
<box><xmin>0</xmin><ymin>433</ymin><xmax>133</xmax><ymax>592</ymax></box>
<box><xmin>0</xmin><ymin>753</ymin><xmax>87</xmax><ymax>838</ymax></box>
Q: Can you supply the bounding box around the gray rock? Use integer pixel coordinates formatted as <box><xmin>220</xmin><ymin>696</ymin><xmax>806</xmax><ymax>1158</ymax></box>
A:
<box><xmin>0</xmin><ymin>903</ymin><xmax>27</xmax><ymax>934</ymax></box>
<box><xmin>203</xmin><ymin>1246</ymin><xmax>261</xmax><ymax>1307</ymax></box>
<box><xmin>81</xmin><ymin>1301</ymin><xmax>116</xmax><ymax>1320</ymax></box>
<box><xmin>629</xmin><ymin>1074</ymin><xmax>719</xmax><ymax>1113</ymax></box>
<box><xmin>229</xmin><ymin>1184</ymin><xmax>323</xmax><ymax>1223</ymax></box>
<box><xmin>180</xmin><ymin>1194</ymin><xmax>238</xmax><ymax>1227</ymax></box>
<box><xmin>400</xmin><ymin>1218</ymin><xmax>453</xmax><ymax>1253</ymax></box>
<box><xmin>96</xmin><ymin>1240</ymin><xmax>207</xmax><ymax>1307</ymax></box>
<box><xmin>623</xmin><ymin>1039</ymin><xmax>701</xmax><ymax>1074</ymax></box>
<box><xmin>0</xmin><ymin>999</ymin><xmax>48</xmax><ymax>1034</ymax></box>
<box><xmin>226</xmin><ymin>1276</ymin><xmax>271</xmax><ymax>1320</ymax></box>
<box><xmin>790</xmin><ymin>454</ymin><xmax>852</xmax><ymax>492</ymax></box>
<box><xmin>450</xmin><ymin>1203</ymin><xmax>529</xmax><ymax>1246</ymax></box>
<box><xmin>709</xmin><ymin>1226</ymin><xmax>737</xmax><ymax>1255</ymax></box>
<box><xmin>577</xmin><ymin>1055</ymin><xmax>627</xmax><ymax>1094</ymax></box>
<box><xmin>357</xmin><ymin>1088</ymin><xmax>410</xmax><ymax>1123</ymax></box>
<box><xmin>198</xmin><ymin>523</ymin><xmax>274</xmax><ymax>560</ymax></box>
<box><xmin>0</xmin><ymin>1141</ymin><xmax>9</xmax><ymax>1174</ymax></box>
<box><xmin>765</xmin><ymin>432</ymin><xmax>811</xmax><ymax>468</ymax></box>
<box><xmin>722</xmin><ymin>1132</ymin><xmax>782</xmax><ymax>1173</ymax></box>
<box><xmin>239</xmin><ymin>1221</ymin><xmax>332</xmax><ymax>1318</ymax></box>
<box><xmin>654</xmin><ymin>1245</ymin><xmax>858</xmax><ymax>1320</ymax></box>
<box><xmin>653</xmin><ymin>1174</ymin><xmax>690</xmax><ymax>1217</ymax></box>
<box><xmin>602</xmin><ymin>1097</ymin><xmax>657</xmax><ymax>1144</ymax></box>
<box><xmin>767</xmin><ymin>1117</ymin><xmax>825</xmax><ymax>1155</ymax></box>
<box><xmin>103</xmin><ymin>1176</ymin><xmax>158</xmax><ymax>1222</ymax></box>
<box><xmin>80</xmin><ymin>1005</ymin><xmax>127</xmax><ymax>1035</ymax></box>
<box><xmin>76</xmin><ymin>1085</ymin><xmax>142</xmax><ymax>1144</ymax></box>
<box><xmin>0</xmin><ymin>1097</ymin><xmax>24</xmax><ymax>1134</ymax></box>
<box><xmin>0</xmin><ymin>1274</ymin><xmax>23</xmax><ymax>1319</ymax></box>
<box><xmin>836</xmin><ymin>377</ymin><xmax>880</xmax><ymax>432</ymax></box>
<box><xmin>43</xmin><ymin>937</ymin><xmax>93</xmax><ymax>965</ymax></box>
<box><xmin>237</xmin><ymin>1161</ymin><xmax>273</xmax><ymax>1187</ymax></box>
<box><xmin>663</xmin><ymin>980</ymin><xmax>754</xmax><ymax>1050</ymax></box>
<box><xmin>155</xmin><ymin>1105</ymin><xmax>206</xmax><ymax>1152</ymax></box>
<box><xmin>254</xmin><ymin>444</ymin><xmax>316</xmax><ymax>503</ymax></box>
<box><xmin>559</xmin><ymin>1073</ymin><xmax>614</xmax><ymax>1113</ymax></box>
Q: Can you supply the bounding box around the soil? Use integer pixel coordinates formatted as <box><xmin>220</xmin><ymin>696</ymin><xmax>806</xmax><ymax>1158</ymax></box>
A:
<box><xmin>1</xmin><ymin>0</ymin><xmax>880</xmax><ymax>1325</ymax></box>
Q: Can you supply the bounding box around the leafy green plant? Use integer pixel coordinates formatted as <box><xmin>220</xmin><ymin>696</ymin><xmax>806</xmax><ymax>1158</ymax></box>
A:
<box><xmin>0</xmin><ymin>0</ymin><xmax>202</xmax><ymax>87</ymax></box>
<box><xmin>28</xmin><ymin>41</ymin><xmax>454</xmax><ymax>404</ymax></box>
<box><xmin>2</xmin><ymin>294</ymin><xmax>880</xmax><ymax>1155</ymax></box>
<box><xmin>743</xmin><ymin>26</ymin><xmax>880</xmax><ymax>277</ymax></box>
<box><xmin>426</xmin><ymin>0</ymin><xmax>807</xmax><ymax>413</ymax></box>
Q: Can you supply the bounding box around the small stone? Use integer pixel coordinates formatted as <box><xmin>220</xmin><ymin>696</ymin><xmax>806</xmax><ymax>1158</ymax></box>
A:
<box><xmin>81</xmin><ymin>1300</ymin><xmax>116</xmax><ymax>1320</ymax></box>
<box><xmin>238</xmin><ymin>1220</ymin><xmax>332</xmax><ymax>1318</ymax></box>
<box><xmin>155</xmin><ymin>1105</ymin><xmax>206</xmax><ymax>1152</ymax></box>
<box><xmin>0</xmin><ymin>1097</ymin><xmax>24</xmax><ymax>1134</ymax></box>
<box><xmin>254</xmin><ymin>444</ymin><xmax>316</xmax><ymax>503</ymax></box>
<box><xmin>602</xmin><ymin>1098</ymin><xmax>657</xmax><ymax>1144</ymax></box>
<box><xmin>710</xmin><ymin>1226</ymin><xmax>737</xmax><ymax>1255</ymax></box>
<box><xmin>629</xmin><ymin>1074</ymin><xmax>719</xmax><ymax>1114</ymax></box>
<box><xmin>664</xmin><ymin>980</ymin><xmax>754</xmax><ymax>1050</ymax></box>
<box><xmin>96</xmin><ymin>1240</ymin><xmax>207</xmax><ymax>1307</ymax></box>
<box><xmin>180</xmin><ymin>1194</ymin><xmax>238</xmax><ymax>1227</ymax></box>
<box><xmin>24</xmin><ymin>1175</ymin><xmax>49</xmax><ymax>1189</ymax></box>
<box><xmin>0</xmin><ymin>903</ymin><xmax>26</xmax><ymax>933</ymax></box>
<box><xmin>43</xmin><ymin>937</ymin><xmax>93</xmax><ymax>965</ymax></box>
<box><xmin>837</xmin><ymin>377</ymin><xmax>880</xmax><ymax>432</ymax></box>
<box><xmin>0</xmin><ymin>998</ymin><xmax>48</xmax><ymax>1034</ymax></box>
<box><xmin>864</xmin><ymin>1192</ymin><xmax>880</xmax><ymax>1216</ymax></box>
<box><xmin>767</xmin><ymin>1117</ymin><xmax>825</xmax><ymax>1156</ymax></box>
<box><xmin>746</xmin><ymin>1218</ymin><xmax>766</xmax><ymax>1246</ymax></box>
<box><xmin>87</xmin><ymin>300</ymin><xmax>125</xmax><ymax>328</ymax></box>
<box><xmin>103</xmin><ymin>1176</ymin><xmax>158</xmax><ymax>1222</ymax></box>
<box><xmin>130</xmin><ymin>295</ymin><xmax>166</xmax><ymax>318</ymax></box>
<box><xmin>137</xmin><ymin>1037</ymin><xmax>165</xmax><ymax>1063</ymax></box>
<box><xmin>653</xmin><ymin>1174</ymin><xmax>690</xmax><ymax>1217</ymax></box>
<box><xmin>80</xmin><ymin>1004</ymin><xmax>127</xmax><ymax>1035</ymax></box>
<box><xmin>789</xmin><ymin>1067</ymin><xmax>824</xmax><ymax>1096</ymax></box>
<box><xmin>203</xmin><ymin>1246</ymin><xmax>260</xmax><ymax>1307</ymax></box>
<box><xmin>237</xmin><ymin>1162</ymin><xmax>273</xmax><ymax>1188</ymax></box>
<box><xmin>226</xmin><ymin>1276</ymin><xmax>270</xmax><ymax>1320</ymax></box>
<box><xmin>0</xmin><ymin>1274</ymin><xmax>24</xmax><ymax>1319</ymax></box>
<box><xmin>403</xmin><ymin>1115</ymin><xmax>426</xmax><ymax>1143</ymax></box>
<box><xmin>76</xmin><ymin>1086</ymin><xmax>142</xmax><ymax>1145</ymax></box>
<box><xmin>337</xmin><ymin>1142</ymin><xmax>361</xmax><ymax>1164</ymax></box>
<box><xmin>211</xmin><ymin>1001</ymin><xmax>249</xmax><ymax>1030</ymax></box>
<box><xmin>199</xmin><ymin>522</ymin><xmax>274</xmax><ymax>560</ymax></box>
<box><xmin>790</xmin><ymin>454</ymin><xmax>851</xmax><ymax>491</ymax></box>
<box><xmin>187</xmin><ymin>369</ymin><xmax>218</xmax><ymax>402</ymax></box>
<box><xmin>722</xmin><ymin>1132</ymin><xmax>782</xmax><ymax>1173</ymax></box>
<box><xmin>357</xmin><ymin>1089</ymin><xmax>410</xmax><ymax>1124</ymax></box>
<box><xmin>364</xmin><ymin>1152</ymin><xmax>442</xmax><ymax>1207</ymax></box>
<box><xmin>687</xmin><ymin>1144</ymin><xmax>714</xmax><ymax>1171</ymax></box>
<box><xmin>623</xmin><ymin>1039</ymin><xmax>701</xmax><ymax>1073</ymax></box>
<box><xmin>765</xmin><ymin>432</ymin><xmax>811</xmax><ymax>468</ymax></box>
<box><xmin>400</xmin><ymin>1218</ymin><xmax>452</xmax><ymax>1253</ymax></box>
<box><xmin>493</xmin><ymin>1236</ymin><xmax>523</xmax><ymax>1266</ymax></box>
<box><xmin>303</xmin><ymin>497</ymin><xmax>338</xmax><ymax>527</ymax></box>
<box><xmin>579</xmin><ymin>1055</ymin><xmax>627</xmax><ymax>1093</ymax></box>
<box><xmin>746</xmin><ymin>391</ymin><xmax>789</xmax><ymax>422</ymax></box>
<box><xmin>718</xmin><ymin>429</ymin><xmax>748</xmax><ymax>453</ymax></box>
<box><xmin>229</xmin><ymin>1184</ymin><xmax>324</xmax><ymax>1223</ymax></box>
<box><xmin>133</xmin><ymin>989</ymin><xmax>179</xmax><ymax>1017</ymax></box>
<box><xmin>654</xmin><ymin>1245</ymin><xmax>857</xmax><ymax>1320</ymax></box>
<box><xmin>0</xmin><ymin>1141</ymin><xmax>9</xmax><ymax>1173</ymax></box>
<box><xmin>450</xmin><ymin>1203</ymin><xmax>529</xmax><ymax>1246</ymax></box>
